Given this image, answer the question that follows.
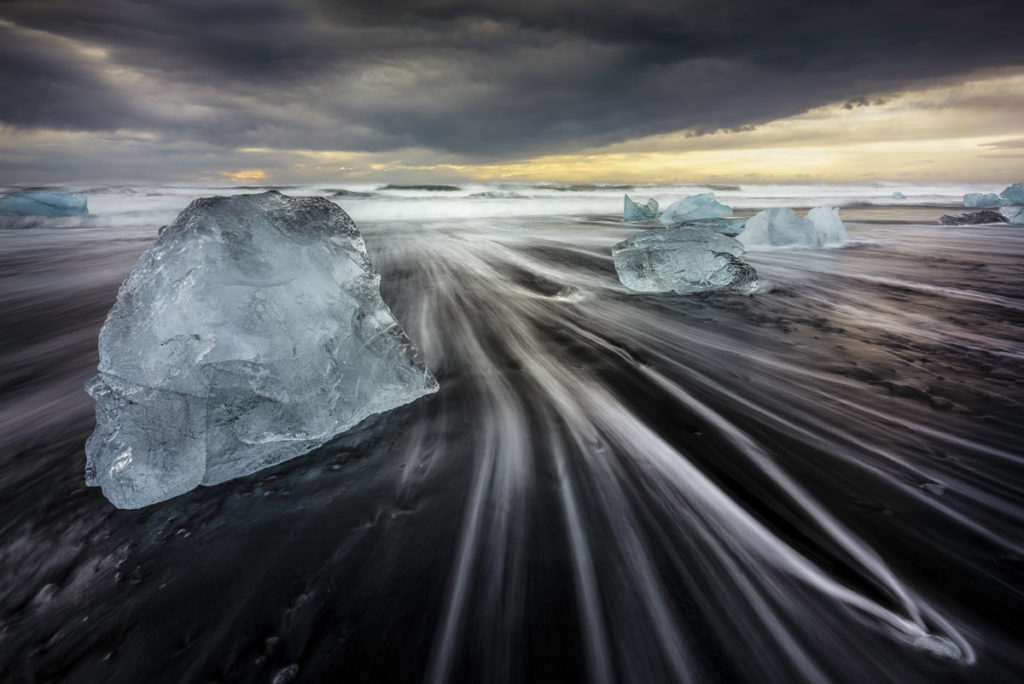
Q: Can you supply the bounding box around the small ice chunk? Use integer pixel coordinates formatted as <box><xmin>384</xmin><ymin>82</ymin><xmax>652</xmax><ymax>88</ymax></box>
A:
<box><xmin>659</xmin><ymin>192</ymin><xmax>732</xmax><ymax>225</ymax></box>
<box><xmin>737</xmin><ymin>207</ymin><xmax>847</xmax><ymax>247</ymax></box>
<box><xmin>963</xmin><ymin>192</ymin><xmax>1001</xmax><ymax>208</ymax></box>
<box><xmin>612</xmin><ymin>227</ymin><xmax>757</xmax><ymax>294</ymax></box>
<box><xmin>806</xmin><ymin>206</ymin><xmax>849</xmax><ymax>244</ymax></box>
<box><xmin>1000</xmin><ymin>205</ymin><xmax>1024</xmax><ymax>224</ymax></box>
<box><xmin>0</xmin><ymin>190</ymin><xmax>88</xmax><ymax>216</ymax></box>
<box><xmin>891</xmin><ymin>191</ymin><xmax>906</xmax><ymax>199</ymax></box>
<box><xmin>674</xmin><ymin>217</ymin><xmax>747</xmax><ymax>233</ymax></box>
<box><xmin>1000</xmin><ymin>182</ymin><xmax>1024</xmax><ymax>205</ymax></box>
<box><xmin>85</xmin><ymin>191</ymin><xmax>438</xmax><ymax>508</ymax></box>
<box><xmin>623</xmin><ymin>194</ymin><xmax>659</xmax><ymax>222</ymax></box>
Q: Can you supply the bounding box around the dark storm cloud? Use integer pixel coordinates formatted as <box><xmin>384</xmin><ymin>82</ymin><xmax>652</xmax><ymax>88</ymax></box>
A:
<box><xmin>0</xmin><ymin>21</ymin><xmax>143</xmax><ymax>130</ymax></box>
<box><xmin>1</xmin><ymin>0</ymin><xmax>1023</xmax><ymax>158</ymax></box>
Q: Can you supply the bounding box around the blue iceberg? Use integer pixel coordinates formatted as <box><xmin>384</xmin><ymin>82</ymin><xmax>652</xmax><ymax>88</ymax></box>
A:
<box><xmin>0</xmin><ymin>191</ymin><xmax>88</xmax><ymax>216</ymax></box>
<box><xmin>891</xmin><ymin>191</ymin><xmax>906</xmax><ymax>199</ymax></box>
<box><xmin>1000</xmin><ymin>183</ymin><xmax>1024</xmax><ymax>205</ymax></box>
<box><xmin>623</xmin><ymin>194</ymin><xmax>659</xmax><ymax>222</ymax></box>
<box><xmin>659</xmin><ymin>192</ymin><xmax>732</xmax><ymax>225</ymax></box>
<box><xmin>963</xmin><ymin>192</ymin><xmax>1001</xmax><ymax>208</ymax></box>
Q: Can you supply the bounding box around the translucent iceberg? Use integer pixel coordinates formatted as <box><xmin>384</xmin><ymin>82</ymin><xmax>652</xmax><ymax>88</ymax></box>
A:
<box><xmin>806</xmin><ymin>206</ymin><xmax>850</xmax><ymax>243</ymax></box>
<box><xmin>623</xmin><ymin>194</ymin><xmax>659</xmax><ymax>222</ymax></box>
<box><xmin>963</xmin><ymin>193</ymin><xmax>1001</xmax><ymax>208</ymax></box>
<box><xmin>891</xmin><ymin>191</ymin><xmax>906</xmax><ymax>199</ymax></box>
<box><xmin>1000</xmin><ymin>205</ymin><xmax>1024</xmax><ymax>224</ymax></box>
<box><xmin>0</xmin><ymin>190</ymin><xmax>88</xmax><ymax>216</ymax></box>
<box><xmin>612</xmin><ymin>227</ymin><xmax>757</xmax><ymax>294</ymax></box>
<box><xmin>659</xmin><ymin>192</ymin><xmax>732</xmax><ymax>225</ymax></box>
<box><xmin>85</xmin><ymin>191</ymin><xmax>438</xmax><ymax>508</ymax></box>
<box><xmin>1000</xmin><ymin>183</ymin><xmax>1024</xmax><ymax>205</ymax></box>
<box><xmin>738</xmin><ymin>207</ymin><xmax>848</xmax><ymax>247</ymax></box>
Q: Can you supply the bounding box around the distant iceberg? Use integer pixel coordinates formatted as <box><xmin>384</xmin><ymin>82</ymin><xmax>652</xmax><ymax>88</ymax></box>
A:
<box><xmin>85</xmin><ymin>191</ymin><xmax>437</xmax><ymax>508</ymax></box>
<box><xmin>737</xmin><ymin>206</ymin><xmax>848</xmax><ymax>247</ymax></box>
<box><xmin>963</xmin><ymin>192</ymin><xmax>1001</xmax><ymax>208</ymax></box>
<box><xmin>0</xmin><ymin>190</ymin><xmax>88</xmax><ymax>216</ymax></box>
<box><xmin>659</xmin><ymin>192</ymin><xmax>732</xmax><ymax>225</ymax></box>
<box><xmin>891</xmin><ymin>191</ymin><xmax>906</xmax><ymax>200</ymax></box>
<box><xmin>612</xmin><ymin>227</ymin><xmax>757</xmax><ymax>294</ymax></box>
<box><xmin>623</xmin><ymin>194</ymin><xmax>659</xmax><ymax>222</ymax></box>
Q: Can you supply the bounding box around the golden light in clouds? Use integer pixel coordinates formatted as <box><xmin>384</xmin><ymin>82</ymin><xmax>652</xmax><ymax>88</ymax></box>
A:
<box><xmin>2</xmin><ymin>69</ymin><xmax>1021</xmax><ymax>184</ymax></box>
<box><xmin>217</xmin><ymin>169</ymin><xmax>269</xmax><ymax>182</ymax></box>
<box><xmin>256</xmin><ymin>70</ymin><xmax>1024</xmax><ymax>184</ymax></box>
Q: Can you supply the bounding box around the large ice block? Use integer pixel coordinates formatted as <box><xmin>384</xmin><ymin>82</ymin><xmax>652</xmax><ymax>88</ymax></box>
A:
<box><xmin>737</xmin><ymin>207</ymin><xmax>848</xmax><ymax>247</ymax></box>
<box><xmin>623</xmin><ymin>194</ymin><xmax>659</xmax><ymax>222</ymax></box>
<box><xmin>659</xmin><ymin>192</ymin><xmax>732</xmax><ymax>225</ymax></box>
<box><xmin>612</xmin><ymin>227</ymin><xmax>757</xmax><ymax>294</ymax></box>
<box><xmin>0</xmin><ymin>190</ymin><xmax>88</xmax><ymax>216</ymax></box>
<box><xmin>85</xmin><ymin>191</ymin><xmax>438</xmax><ymax>508</ymax></box>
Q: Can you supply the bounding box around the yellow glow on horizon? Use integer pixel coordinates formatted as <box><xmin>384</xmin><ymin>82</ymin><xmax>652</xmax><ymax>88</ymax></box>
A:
<box><xmin>218</xmin><ymin>169</ymin><xmax>269</xmax><ymax>182</ymax></box>
<box><xmin>258</xmin><ymin>70</ymin><xmax>1024</xmax><ymax>183</ymax></box>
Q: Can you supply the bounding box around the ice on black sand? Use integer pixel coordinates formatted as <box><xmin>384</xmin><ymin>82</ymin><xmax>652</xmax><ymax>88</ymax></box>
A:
<box><xmin>612</xmin><ymin>227</ymin><xmax>757</xmax><ymax>295</ymax></box>
<box><xmin>623</xmin><ymin>194</ymin><xmax>659</xmax><ymax>222</ymax></box>
<box><xmin>737</xmin><ymin>206</ymin><xmax>848</xmax><ymax>247</ymax></box>
<box><xmin>85</xmin><ymin>191</ymin><xmax>438</xmax><ymax>508</ymax></box>
<box><xmin>658</xmin><ymin>192</ymin><xmax>732</xmax><ymax>226</ymax></box>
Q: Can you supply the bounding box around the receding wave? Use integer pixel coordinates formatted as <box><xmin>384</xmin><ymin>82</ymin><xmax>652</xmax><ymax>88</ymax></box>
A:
<box><xmin>0</xmin><ymin>185</ymin><xmax>1021</xmax><ymax>682</ymax></box>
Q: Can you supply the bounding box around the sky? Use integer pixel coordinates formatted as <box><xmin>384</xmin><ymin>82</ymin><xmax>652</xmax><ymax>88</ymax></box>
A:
<box><xmin>1</xmin><ymin>0</ymin><xmax>1023</xmax><ymax>185</ymax></box>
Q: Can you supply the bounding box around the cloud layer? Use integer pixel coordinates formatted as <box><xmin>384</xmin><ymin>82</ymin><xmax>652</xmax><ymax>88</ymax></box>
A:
<box><xmin>1</xmin><ymin>0</ymin><xmax>1023</xmax><ymax>180</ymax></box>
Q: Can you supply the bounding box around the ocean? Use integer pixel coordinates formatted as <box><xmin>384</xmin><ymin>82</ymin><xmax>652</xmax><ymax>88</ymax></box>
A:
<box><xmin>1</xmin><ymin>182</ymin><xmax>1022</xmax><ymax>683</ymax></box>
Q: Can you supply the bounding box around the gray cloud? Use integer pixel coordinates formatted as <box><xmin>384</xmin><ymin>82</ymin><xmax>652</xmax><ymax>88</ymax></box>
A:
<box><xmin>0</xmin><ymin>21</ymin><xmax>145</xmax><ymax>130</ymax></box>
<box><xmin>1</xmin><ymin>0</ymin><xmax>1022</xmax><ymax>168</ymax></box>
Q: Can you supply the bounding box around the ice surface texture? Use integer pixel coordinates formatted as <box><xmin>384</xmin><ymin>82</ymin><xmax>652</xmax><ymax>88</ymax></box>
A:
<box><xmin>659</xmin><ymin>192</ymin><xmax>732</xmax><ymax>225</ymax></box>
<box><xmin>0</xmin><ymin>190</ymin><xmax>87</xmax><ymax>216</ymax></box>
<box><xmin>623</xmin><ymin>194</ymin><xmax>659</xmax><ymax>222</ymax></box>
<box><xmin>612</xmin><ymin>227</ymin><xmax>757</xmax><ymax>294</ymax></box>
<box><xmin>738</xmin><ymin>206</ymin><xmax>848</xmax><ymax>247</ymax></box>
<box><xmin>963</xmin><ymin>192</ymin><xmax>1001</xmax><ymax>208</ymax></box>
<box><xmin>85</xmin><ymin>191</ymin><xmax>438</xmax><ymax>508</ymax></box>
<box><xmin>1000</xmin><ymin>205</ymin><xmax>1024</xmax><ymax>224</ymax></box>
<box><xmin>673</xmin><ymin>217</ymin><xmax>747</xmax><ymax>233</ymax></box>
